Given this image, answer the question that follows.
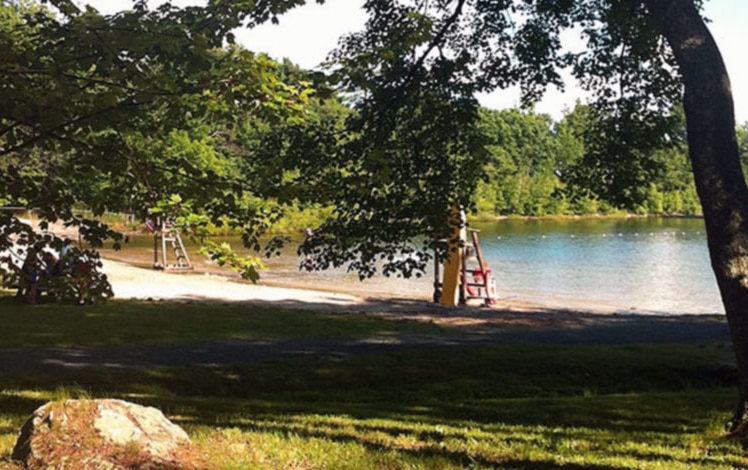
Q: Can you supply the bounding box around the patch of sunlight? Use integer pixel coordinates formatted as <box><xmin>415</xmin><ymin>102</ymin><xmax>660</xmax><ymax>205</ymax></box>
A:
<box><xmin>145</xmin><ymin>370</ymin><xmax>176</xmax><ymax>379</ymax></box>
<box><xmin>0</xmin><ymin>433</ymin><xmax>17</xmax><ymax>455</ymax></box>
<box><xmin>51</xmin><ymin>385</ymin><xmax>90</xmax><ymax>401</ymax></box>
<box><xmin>121</xmin><ymin>392</ymin><xmax>158</xmax><ymax>400</ymax></box>
<box><xmin>1</xmin><ymin>389</ymin><xmax>53</xmax><ymax>401</ymax></box>
<box><xmin>408</xmin><ymin>405</ymin><xmax>432</xmax><ymax>413</ymax></box>
<box><xmin>166</xmin><ymin>414</ymin><xmax>197</xmax><ymax>424</ymax></box>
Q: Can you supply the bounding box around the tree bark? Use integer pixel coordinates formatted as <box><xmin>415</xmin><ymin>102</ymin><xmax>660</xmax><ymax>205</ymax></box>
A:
<box><xmin>644</xmin><ymin>0</ymin><xmax>748</xmax><ymax>435</ymax></box>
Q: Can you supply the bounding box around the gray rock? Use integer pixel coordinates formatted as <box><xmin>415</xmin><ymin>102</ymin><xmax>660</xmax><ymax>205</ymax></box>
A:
<box><xmin>12</xmin><ymin>399</ymin><xmax>196</xmax><ymax>469</ymax></box>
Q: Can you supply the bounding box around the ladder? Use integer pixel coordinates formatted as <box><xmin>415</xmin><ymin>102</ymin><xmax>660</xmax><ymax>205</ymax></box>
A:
<box><xmin>461</xmin><ymin>229</ymin><xmax>497</xmax><ymax>306</ymax></box>
<box><xmin>153</xmin><ymin>219</ymin><xmax>192</xmax><ymax>270</ymax></box>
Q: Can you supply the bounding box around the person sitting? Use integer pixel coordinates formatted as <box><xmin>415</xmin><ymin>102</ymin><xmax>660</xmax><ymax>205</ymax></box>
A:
<box><xmin>16</xmin><ymin>248</ymin><xmax>41</xmax><ymax>304</ymax></box>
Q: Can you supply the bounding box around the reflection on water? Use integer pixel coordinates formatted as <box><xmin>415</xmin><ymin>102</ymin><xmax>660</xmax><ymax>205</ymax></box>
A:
<box><xmin>101</xmin><ymin>217</ymin><xmax>724</xmax><ymax>315</ymax></box>
<box><xmin>470</xmin><ymin>218</ymin><xmax>720</xmax><ymax>315</ymax></box>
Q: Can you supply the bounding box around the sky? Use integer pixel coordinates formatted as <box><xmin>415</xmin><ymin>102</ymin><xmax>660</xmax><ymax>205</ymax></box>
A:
<box><xmin>83</xmin><ymin>0</ymin><xmax>748</xmax><ymax>123</ymax></box>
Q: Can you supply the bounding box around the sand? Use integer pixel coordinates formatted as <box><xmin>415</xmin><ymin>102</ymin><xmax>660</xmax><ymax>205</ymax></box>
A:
<box><xmin>103</xmin><ymin>259</ymin><xmax>362</xmax><ymax>308</ymax></box>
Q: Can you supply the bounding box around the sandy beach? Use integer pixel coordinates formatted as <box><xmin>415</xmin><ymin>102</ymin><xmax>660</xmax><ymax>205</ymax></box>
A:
<box><xmin>103</xmin><ymin>258</ymin><xmax>362</xmax><ymax>308</ymax></box>
<box><xmin>98</xmin><ymin>255</ymin><xmax>732</xmax><ymax>341</ymax></box>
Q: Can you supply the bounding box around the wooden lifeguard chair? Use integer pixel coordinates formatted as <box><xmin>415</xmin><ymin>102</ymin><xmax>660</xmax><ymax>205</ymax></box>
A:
<box><xmin>433</xmin><ymin>227</ymin><xmax>497</xmax><ymax>307</ymax></box>
<box><xmin>147</xmin><ymin>217</ymin><xmax>192</xmax><ymax>271</ymax></box>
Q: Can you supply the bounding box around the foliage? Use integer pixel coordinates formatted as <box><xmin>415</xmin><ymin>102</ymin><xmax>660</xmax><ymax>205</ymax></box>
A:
<box><xmin>469</xmin><ymin>103</ymin><xmax>702</xmax><ymax>218</ymax></box>
<box><xmin>198</xmin><ymin>241</ymin><xmax>266</xmax><ymax>282</ymax></box>
<box><xmin>559</xmin><ymin>102</ymin><xmax>700</xmax><ymax>215</ymax></box>
<box><xmin>737</xmin><ymin>122</ymin><xmax>748</xmax><ymax>178</ymax></box>
<box><xmin>297</xmin><ymin>1</ymin><xmax>490</xmax><ymax>279</ymax></box>
<box><xmin>0</xmin><ymin>213</ymin><xmax>113</xmax><ymax>303</ymax></box>
<box><xmin>0</xmin><ymin>0</ymin><xmax>725</xmax><ymax>284</ymax></box>
<box><xmin>292</xmin><ymin>0</ymin><xmax>699</xmax><ymax>275</ymax></box>
<box><xmin>474</xmin><ymin>108</ymin><xmax>581</xmax><ymax>217</ymax></box>
<box><xmin>0</xmin><ymin>0</ymin><xmax>324</xmax><ymax>288</ymax></box>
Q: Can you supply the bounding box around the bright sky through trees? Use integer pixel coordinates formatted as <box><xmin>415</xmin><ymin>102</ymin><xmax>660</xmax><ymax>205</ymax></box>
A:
<box><xmin>81</xmin><ymin>0</ymin><xmax>748</xmax><ymax>123</ymax></box>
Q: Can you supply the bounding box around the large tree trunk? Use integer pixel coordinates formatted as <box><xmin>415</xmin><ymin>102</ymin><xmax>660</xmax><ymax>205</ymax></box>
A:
<box><xmin>644</xmin><ymin>0</ymin><xmax>748</xmax><ymax>435</ymax></box>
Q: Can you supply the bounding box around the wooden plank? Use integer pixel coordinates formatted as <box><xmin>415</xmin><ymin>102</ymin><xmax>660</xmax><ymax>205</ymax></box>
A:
<box><xmin>440</xmin><ymin>206</ymin><xmax>466</xmax><ymax>307</ymax></box>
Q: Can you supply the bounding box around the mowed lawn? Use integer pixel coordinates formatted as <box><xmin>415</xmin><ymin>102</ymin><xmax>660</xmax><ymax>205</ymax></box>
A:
<box><xmin>0</xmin><ymin>296</ymin><xmax>746</xmax><ymax>469</ymax></box>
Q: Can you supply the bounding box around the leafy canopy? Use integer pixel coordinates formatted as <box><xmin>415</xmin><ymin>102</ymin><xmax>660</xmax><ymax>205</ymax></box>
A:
<box><xmin>0</xmin><ymin>0</ymin><xmax>320</xmax><ymax>293</ymax></box>
<box><xmin>1</xmin><ymin>0</ymin><xmax>707</xmax><ymax>285</ymax></box>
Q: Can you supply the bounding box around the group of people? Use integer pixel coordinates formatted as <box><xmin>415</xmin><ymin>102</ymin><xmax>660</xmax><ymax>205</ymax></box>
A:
<box><xmin>16</xmin><ymin>241</ymin><xmax>86</xmax><ymax>303</ymax></box>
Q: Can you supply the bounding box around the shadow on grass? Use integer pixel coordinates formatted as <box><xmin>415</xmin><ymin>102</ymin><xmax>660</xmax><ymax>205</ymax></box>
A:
<box><xmin>0</xmin><ymin>296</ymin><xmax>741</xmax><ymax>467</ymax></box>
<box><xmin>226</xmin><ymin>419</ymin><xmax>624</xmax><ymax>470</ymax></box>
<box><xmin>0</xmin><ymin>394</ymin><xmax>46</xmax><ymax>436</ymax></box>
<box><xmin>0</xmin><ymin>344</ymin><xmax>737</xmax><ymax>433</ymax></box>
<box><xmin>0</xmin><ymin>295</ymin><xmax>451</xmax><ymax>351</ymax></box>
<box><xmin>0</xmin><ymin>294</ymin><xmax>731</xmax><ymax>351</ymax></box>
<box><xmin>0</xmin><ymin>369</ymin><xmax>741</xmax><ymax>468</ymax></box>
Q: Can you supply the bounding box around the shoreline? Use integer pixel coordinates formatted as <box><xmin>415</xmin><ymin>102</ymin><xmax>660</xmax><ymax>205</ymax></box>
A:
<box><xmin>15</xmin><ymin>215</ymin><xmax>723</xmax><ymax>317</ymax></box>
<box><xmin>468</xmin><ymin>213</ymin><xmax>704</xmax><ymax>224</ymax></box>
<box><xmin>93</xmin><ymin>257</ymin><xmax>731</xmax><ymax>341</ymax></box>
<box><xmin>98</xmin><ymin>255</ymin><xmax>726</xmax><ymax>321</ymax></box>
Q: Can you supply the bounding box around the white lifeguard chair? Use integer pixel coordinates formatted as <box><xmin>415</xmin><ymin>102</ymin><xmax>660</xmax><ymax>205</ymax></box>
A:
<box><xmin>147</xmin><ymin>217</ymin><xmax>192</xmax><ymax>271</ymax></box>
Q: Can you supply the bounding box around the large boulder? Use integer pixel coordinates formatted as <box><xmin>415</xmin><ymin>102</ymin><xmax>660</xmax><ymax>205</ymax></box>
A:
<box><xmin>12</xmin><ymin>399</ymin><xmax>203</xmax><ymax>469</ymax></box>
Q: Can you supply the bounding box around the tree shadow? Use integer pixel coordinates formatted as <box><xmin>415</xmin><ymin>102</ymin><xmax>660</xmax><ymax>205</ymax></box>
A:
<box><xmin>0</xmin><ymin>296</ymin><xmax>739</xmax><ymax>467</ymax></box>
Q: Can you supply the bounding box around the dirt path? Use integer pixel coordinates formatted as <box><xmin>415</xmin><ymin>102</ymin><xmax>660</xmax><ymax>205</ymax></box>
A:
<box><xmin>0</xmin><ymin>258</ymin><xmax>731</xmax><ymax>375</ymax></box>
<box><xmin>0</xmin><ymin>312</ymin><xmax>730</xmax><ymax>375</ymax></box>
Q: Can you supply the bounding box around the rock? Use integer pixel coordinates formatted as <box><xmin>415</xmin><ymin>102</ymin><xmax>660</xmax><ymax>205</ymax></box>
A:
<box><xmin>12</xmin><ymin>399</ymin><xmax>201</xmax><ymax>469</ymax></box>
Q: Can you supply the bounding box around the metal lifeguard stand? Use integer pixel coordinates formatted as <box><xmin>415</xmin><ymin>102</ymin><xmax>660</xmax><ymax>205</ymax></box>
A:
<box><xmin>148</xmin><ymin>218</ymin><xmax>192</xmax><ymax>271</ymax></box>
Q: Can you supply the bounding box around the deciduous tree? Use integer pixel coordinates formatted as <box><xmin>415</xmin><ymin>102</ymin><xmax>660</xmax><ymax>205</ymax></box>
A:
<box><xmin>319</xmin><ymin>0</ymin><xmax>748</xmax><ymax>434</ymax></box>
<box><xmin>6</xmin><ymin>0</ymin><xmax>748</xmax><ymax>437</ymax></box>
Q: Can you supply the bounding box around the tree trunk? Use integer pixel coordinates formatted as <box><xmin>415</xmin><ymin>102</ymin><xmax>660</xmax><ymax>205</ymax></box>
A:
<box><xmin>644</xmin><ymin>0</ymin><xmax>748</xmax><ymax>436</ymax></box>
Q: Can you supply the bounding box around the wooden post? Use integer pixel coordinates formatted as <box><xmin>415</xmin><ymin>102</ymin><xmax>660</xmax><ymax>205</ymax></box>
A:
<box><xmin>460</xmin><ymin>244</ymin><xmax>468</xmax><ymax>305</ymax></box>
<box><xmin>153</xmin><ymin>231</ymin><xmax>159</xmax><ymax>268</ymax></box>
<box><xmin>433</xmin><ymin>235</ymin><xmax>441</xmax><ymax>303</ymax></box>
<box><xmin>440</xmin><ymin>205</ymin><xmax>466</xmax><ymax>307</ymax></box>
<box><xmin>470</xmin><ymin>229</ymin><xmax>487</xmax><ymax>275</ymax></box>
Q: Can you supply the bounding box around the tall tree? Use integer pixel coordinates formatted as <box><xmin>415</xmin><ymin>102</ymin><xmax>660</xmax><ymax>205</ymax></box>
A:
<box><xmin>641</xmin><ymin>0</ymin><xmax>748</xmax><ymax>436</ymax></box>
<box><xmin>476</xmin><ymin>108</ymin><xmax>579</xmax><ymax>216</ymax></box>
<box><xmin>318</xmin><ymin>0</ymin><xmax>748</xmax><ymax>434</ymax></box>
<box><xmin>560</xmin><ymin>102</ymin><xmax>699</xmax><ymax>215</ymax></box>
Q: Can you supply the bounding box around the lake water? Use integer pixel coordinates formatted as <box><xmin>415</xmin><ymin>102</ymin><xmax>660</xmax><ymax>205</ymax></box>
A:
<box><xmin>254</xmin><ymin>217</ymin><xmax>722</xmax><ymax>315</ymax></box>
<box><xmin>105</xmin><ymin>217</ymin><xmax>724</xmax><ymax>315</ymax></box>
<box><xmin>466</xmin><ymin>218</ymin><xmax>722</xmax><ymax>315</ymax></box>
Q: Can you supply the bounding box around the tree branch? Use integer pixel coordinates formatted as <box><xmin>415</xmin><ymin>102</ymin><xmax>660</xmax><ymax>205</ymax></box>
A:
<box><xmin>0</xmin><ymin>100</ymin><xmax>149</xmax><ymax>157</ymax></box>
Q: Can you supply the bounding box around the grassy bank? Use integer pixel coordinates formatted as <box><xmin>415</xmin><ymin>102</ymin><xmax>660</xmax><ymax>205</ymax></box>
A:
<box><xmin>0</xmin><ymin>298</ymin><xmax>744</xmax><ymax>469</ymax></box>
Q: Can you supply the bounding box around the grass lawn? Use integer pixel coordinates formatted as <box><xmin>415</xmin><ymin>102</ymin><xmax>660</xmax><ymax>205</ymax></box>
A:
<box><xmin>0</xmin><ymin>296</ymin><xmax>446</xmax><ymax>348</ymax></box>
<box><xmin>0</xmin><ymin>296</ymin><xmax>746</xmax><ymax>469</ymax></box>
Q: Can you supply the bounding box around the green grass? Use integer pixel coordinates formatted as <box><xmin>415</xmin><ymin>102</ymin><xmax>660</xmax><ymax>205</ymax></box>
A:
<box><xmin>0</xmin><ymin>297</ymin><xmax>444</xmax><ymax>348</ymax></box>
<box><xmin>0</xmin><ymin>296</ymin><xmax>745</xmax><ymax>468</ymax></box>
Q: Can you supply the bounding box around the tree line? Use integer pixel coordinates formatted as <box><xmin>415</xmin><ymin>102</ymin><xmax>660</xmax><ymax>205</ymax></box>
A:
<box><xmin>473</xmin><ymin>104</ymin><xmax>717</xmax><ymax>218</ymax></box>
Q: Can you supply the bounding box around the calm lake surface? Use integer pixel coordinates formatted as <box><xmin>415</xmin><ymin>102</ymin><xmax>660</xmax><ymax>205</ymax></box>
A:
<box><xmin>108</xmin><ymin>217</ymin><xmax>723</xmax><ymax>315</ymax></box>
<box><xmin>467</xmin><ymin>218</ymin><xmax>721</xmax><ymax>315</ymax></box>
<box><xmin>267</xmin><ymin>217</ymin><xmax>722</xmax><ymax>315</ymax></box>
